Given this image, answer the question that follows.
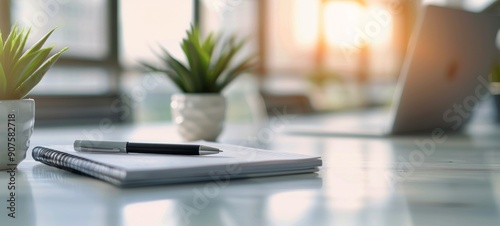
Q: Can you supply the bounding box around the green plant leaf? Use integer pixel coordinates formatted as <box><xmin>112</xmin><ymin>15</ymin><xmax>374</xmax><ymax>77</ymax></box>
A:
<box><xmin>139</xmin><ymin>25</ymin><xmax>255</xmax><ymax>93</ymax></box>
<box><xmin>180</xmin><ymin>38</ymin><xmax>195</xmax><ymax>68</ymax></box>
<box><xmin>188</xmin><ymin>25</ymin><xmax>202</xmax><ymax>48</ymax></box>
<box><xmin>208</xmin><ymin>38</ymin><xmax>246</xmax><ymax>84</ymax></box>
<box><xmin>163</xmin><ymin>57</ymin><xmax>193</xmax><ymax>91</ymax></box>
<box><xmin>187</xmin><ymin>28</ymin><xmax>211</xmax><ymax>88</ymax></box>
<box><xmin>181</xmin><ymin>30</ymin><xmax>217</xmax><ymax>89</ymax></box>
<box><xmin>21</xmin><ymin>27</ymin><xmax>56</xmax><ymax>58</ymax></box>
<box><xmin>202</xmin><ymin>32</ymin><xmax>216</xmax><ymax>56</ymax></box>
<box><xmin>163</xmin><ymin>70</ymin><xmax>188</xmax><ymax>92</ymax></box>
<box><xmin>185</xmin><ymin>41</ymin><xmax>209</xmax><ymax>92</ymax></box>
<box><xmin>2</xmin><ymin>25</ymin><xmax>19</xmax><ymax>75</ymax></box>
<box><xmin>216</xmin><ymin>56</ymin><xmax>255</xmax><ymax>91</ymax></box>
<box><xmin>14</xmin><ymin>47</ymin><xmax>68</xmax><ymax>99</ymax></box>
<box><xmin>196</xmin><ymin>41</ymin><xmax>210</xmax><ymax>66</ymax></box>
<box><xmin>0</xmin><ymin>29</ymin><xmax>4</xmax><ymax>61</ymax></box>
<box><xmin>4</xmin><ymin>25</ymin><xmax>18</xmax><ymax>47</ymax></box>
<box><xmin>159</xmin><ymin>45</ymin><xmax>197</xmax><ymax>92</ymax></box>
<box><xmin>10</xmin><ymin>27</ymin><xmax>23</xmax><ymax>54</ymax></box>
<box><xmin>13</xmin><ymin>46</ymin><xmax>53</xmax><ymax>88</ymax></box>
<box><xmin>0</xmin><ymin>63</ymin><xmax>7</xmax><ymax>97</ymax></box>
<box><xmin>12</xmin><ymin>28</ymin><xmax>31</xmax><ymax>65</ymax></box>
<box><xmin>138</xmin><ymin>60</ymin><xmax>168</xmax><ymax>73</ymax></box>
<box><xmin>139</xmin><ymin>60</ymin><xmax>187</xmax><ymax>92</ymax></box>
<box><xmin>0</xmin><ymin>26</ymin><xmax>66</xmax><ymax>99</ymax></box>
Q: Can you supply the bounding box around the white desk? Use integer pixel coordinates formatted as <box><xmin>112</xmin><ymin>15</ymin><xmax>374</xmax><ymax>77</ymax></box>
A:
<box><xmin>1</xmin><ymin>115</ymin><xmax>500</xmax><ymax>226</ymax></box>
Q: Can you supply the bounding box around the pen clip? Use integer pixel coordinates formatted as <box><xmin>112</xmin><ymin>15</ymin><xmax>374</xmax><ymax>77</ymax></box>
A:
<box><xmin>74</xmin><ymin>140</ymin><xmax>127</xmax><ymax>153</ymax></box>
<box><xmin>79</xmin><ymin>147</ymin><xmax>124</xmax><ymax>153</ymax></box>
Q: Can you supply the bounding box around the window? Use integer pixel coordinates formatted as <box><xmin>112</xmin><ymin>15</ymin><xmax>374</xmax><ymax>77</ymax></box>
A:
<box><xmin>12</xmin><ymin>0</ymin><xmax>109</xmax><ymax>59</ymax></box>
<box><xmin>1</xmin><ymin>0</ymin><xmax>498</xmax><ymax>122</ymax></box>
<box><xmin>201</xmin><ymin>0</ymin><xmax>499</xmax><ymax>111</ymax></box>
<box><xmin>11</xmin><ymin>0</ymin><xmax>116</xmax><ymax>96</ymax></box>
<box><xmin>0</xmin><ymin>0</ymin><xmax>196</xmax><ymax>125</ymax></box>
<box><xmin>120</xmin><ymin>1</ymin><xmax>193</xmax><ymax>67</ymax></box>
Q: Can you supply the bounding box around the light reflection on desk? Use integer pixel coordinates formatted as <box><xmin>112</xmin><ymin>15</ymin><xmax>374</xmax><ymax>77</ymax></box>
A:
<box><xmin>266</xmin><ymin>190</ymin><xmax>315</xmax><ymax>225</ymax></box>
<box><xmin>28</xmin><ymin>160</ymin><xmax>321</xmax><ymax>226</ymax></box>
<box><xmin>0</xmin><ymin>170</ymin><xmax>36</xmax><ymax>226</ymax></box>
<box><xmin>123</xmin><ymin>200</ymin><xmax>177</xmax><ymax>226</ymax></box>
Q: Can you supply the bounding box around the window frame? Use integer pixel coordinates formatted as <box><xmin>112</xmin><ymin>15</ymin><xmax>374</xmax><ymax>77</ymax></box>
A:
<box><xmin>1</xmin><ymin>0</ymin><xmax>124</xmax><ymax>125</ymax></box>
<box><xmin>0</xmin><ymin>0</ymin><xmax>202</xmax><ymax>125</ymax></box>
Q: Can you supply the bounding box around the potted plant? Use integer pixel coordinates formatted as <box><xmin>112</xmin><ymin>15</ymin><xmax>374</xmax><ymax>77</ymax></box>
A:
<box><xmin>0</xmin><ymin>25</ymin><xmax>68</xmax><ymax>170</ymax></box>
<box><xmin>141</xmin><ymin>26</ymin><xmax>254</xmax><ymax>141</ymax></box>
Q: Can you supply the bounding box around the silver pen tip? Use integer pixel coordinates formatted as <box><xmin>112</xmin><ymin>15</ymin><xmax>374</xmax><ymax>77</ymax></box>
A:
<box><xmin>199</xmin><ymin>145</ymin><xmax>223</xmax><ymax>155</ymax></box>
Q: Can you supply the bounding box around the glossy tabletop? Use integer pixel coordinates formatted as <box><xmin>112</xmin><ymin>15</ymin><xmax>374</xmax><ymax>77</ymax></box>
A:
<box><xmin>1</xmin><ymin>108</ymin><xmax>500</xmax><ymax>226</ymax></box>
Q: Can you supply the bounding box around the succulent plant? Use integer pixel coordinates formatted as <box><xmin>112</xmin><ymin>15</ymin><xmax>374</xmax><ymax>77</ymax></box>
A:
<box><xmin>0</xmin><ymin>25</ymin><xmax>68</xmax><ymax>99</ymax></box>
<box><xmin>140</xmin><ymin>25</ymin><xmax>255</xmax><ymax>93</ymax></box>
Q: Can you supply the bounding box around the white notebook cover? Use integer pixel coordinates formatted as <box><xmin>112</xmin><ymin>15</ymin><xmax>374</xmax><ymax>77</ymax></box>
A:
<box><xmin>32</xmin><ymin>142</ymin><xmax>322</xmax><ymax>187</ymax></box>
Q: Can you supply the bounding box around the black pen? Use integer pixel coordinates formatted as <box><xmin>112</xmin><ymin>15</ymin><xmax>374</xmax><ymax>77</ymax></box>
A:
<box><xmin>73</xmin><ymin>140</ymin><xmax>222</xmax><ymax>155</ymax></box>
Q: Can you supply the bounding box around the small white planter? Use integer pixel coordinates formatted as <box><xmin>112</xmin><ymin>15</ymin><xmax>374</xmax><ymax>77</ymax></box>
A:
<box><xmin>0</xmin><ymin>99</ymin><xmax>35</xmax><ymax>170</ymax></box>
<box><xmin>171</xmin><ymin>94</ymin><xmax>226</xmax><ymax>141</ymax></box>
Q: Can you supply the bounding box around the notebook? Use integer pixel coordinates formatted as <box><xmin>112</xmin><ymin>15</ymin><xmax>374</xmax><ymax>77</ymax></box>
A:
<box><xmin>31</xmin><ymin>142</ymin><xmax>322</xmax><ymax>187</ymax></box>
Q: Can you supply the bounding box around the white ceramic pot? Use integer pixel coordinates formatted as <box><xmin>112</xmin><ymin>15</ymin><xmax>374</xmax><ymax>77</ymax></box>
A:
<box><xmin>171</xmin><ymin>94</ymin><xmax>226</xmax><ymax>141</ymax></box>
<box><xmin>0</xmin><ymin>99</ymin><xmax>35</xmax><ymax>170</ymax></box>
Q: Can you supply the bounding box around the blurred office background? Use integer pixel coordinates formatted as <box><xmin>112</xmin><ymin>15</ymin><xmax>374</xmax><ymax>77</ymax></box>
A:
<box><xmin>0</xmin><ymin>0</ymin><xmax>499</xmax><ymax>126</ymax></box>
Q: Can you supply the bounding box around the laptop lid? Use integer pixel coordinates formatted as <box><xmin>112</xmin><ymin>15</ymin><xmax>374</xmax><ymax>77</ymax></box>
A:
<box><xmin>389</xmin><ymin>5</ymin><xmax>500</xmax><ymax>134</ymax></box>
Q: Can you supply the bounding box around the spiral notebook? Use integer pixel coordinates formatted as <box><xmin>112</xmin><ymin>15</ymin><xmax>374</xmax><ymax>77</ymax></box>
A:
<box><xmin>31</xmin><ymin>142</ymin><xmax>322</xmax><ymax>187</ymax></box>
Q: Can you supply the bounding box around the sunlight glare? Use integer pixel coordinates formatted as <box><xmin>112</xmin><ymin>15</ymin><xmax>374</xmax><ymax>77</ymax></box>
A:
<box><xmin>324</xmin><ymin>2</ymin><xmax>364</xmax><ymax>47</ymax></box>
<box><xmin>267</xmin><ymin>190</ymin><xmax>315</xmax><ymax>225</ymax></box>
<box><xmin>324</xmin><ymin>2</ymin><xmax>393</xmax><ymax>48</ymax></box>
<box><xmin>293</xmin><ymin>0</ymin><xmax>320</xmax><ymax>49</ymax></box>
<box><xmin>124</xmin><ymin>200</ymin><xmax>176</xmax><ymax>226</ymax></box>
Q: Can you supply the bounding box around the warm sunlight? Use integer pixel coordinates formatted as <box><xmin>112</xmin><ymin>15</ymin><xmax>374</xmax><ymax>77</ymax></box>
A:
<box><xmin>324</xmin><ymin>1</ymin><xmax>365</xmax><ymax>47</ymax></box>
<box><xmin>293</xmin><ymin>0</ymin><xmax>393</xmax><ymax>49</ymax></box>
<box><xmin>324</xmin><ymin>2</ymin><xmax>393</xmax><ymax>48</ymax></box>
<box><xmin>292</xmin><ymin>0</ymin><xmax>320</xmax><ymax>49</ymax></box>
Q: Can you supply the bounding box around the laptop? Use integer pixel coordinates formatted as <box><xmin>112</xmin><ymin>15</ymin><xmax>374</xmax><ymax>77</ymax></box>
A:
<box><xmin>286</xmin><ymin>5</ymin><xmax>500</xmax><ymax>137</ymax></box>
